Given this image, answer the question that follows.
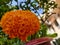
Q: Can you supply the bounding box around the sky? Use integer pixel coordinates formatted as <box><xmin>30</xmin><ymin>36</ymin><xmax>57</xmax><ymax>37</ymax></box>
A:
<box><xmin>11</xmin><ymin>0</ymin><xmax>43</xmax><ymax>14</ymax></box>
<box><xmin>11</xmin><ymin>0</ymin><xmax>26</xmax><ymax>6</ymax></box>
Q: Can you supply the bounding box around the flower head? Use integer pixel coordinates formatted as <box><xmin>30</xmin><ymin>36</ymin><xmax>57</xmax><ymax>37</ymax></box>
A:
<box><xmin>1</xmin><ymin>10</ymin><xmax>40</xmax><ymax>41</ymax></box>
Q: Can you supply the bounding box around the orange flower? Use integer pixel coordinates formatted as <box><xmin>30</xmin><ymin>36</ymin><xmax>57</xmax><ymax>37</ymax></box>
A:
<box><xmin>1</xmin><ymin>10</ymin><xmax>40</xmax><ymax>41</ymax></box>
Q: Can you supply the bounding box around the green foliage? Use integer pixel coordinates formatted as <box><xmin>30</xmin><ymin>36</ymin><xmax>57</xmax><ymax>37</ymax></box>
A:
<box><xmin>47</xmin><ymin>33</ymin><xmax>57</xmax><ymax>38</ymax></box>
<box><xmin>0</xmin><ymin>5</ymin><xmax>19</xmax><ymax>19</ymax></box>
<box><xmin>36</xmin><ymin>0</ymin><xmax>57</xmax><ymax>13</ymax></box>
<box><xmin>27</xmin><ymin>24</ymin><xmax>57</xmax><ymax>42</ymax></box>
<box><xmin>0</xmin><ymin>29</ymin><xmax>25</xmax><ymax>45</ymax></box>
<box><xmin>20</xmin><ymin>0</ymin><xmax>57</xmax><ymax>14</ymax></box>
<box><xmin>27</xmin><ymin>24</ymin><xmax>47</xmax><ymax>41</ymax></box>
<box><xmin>0</xmin><ymin>5</ymin><xmax>9</xmax><ymax>19</ymax></box>
<box><xmin>39</xmin><ymin>24</ymin><xmax>48</xmax><ymax>37</ymax></box>
<box><xmin>0</xmin><ymin>0</ymin><xmax>10</xmax><ymax>5</ymax></box>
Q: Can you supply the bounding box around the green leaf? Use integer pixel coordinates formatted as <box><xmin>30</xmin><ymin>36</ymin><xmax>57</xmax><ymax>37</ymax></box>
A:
<box><xmin>39</xmin><ymin>24</ymin><xmax>48</xmax><ymax>37</ymax></box>
<box><xmin>47</xmin><ymin>33</ymin><xmax>57</xmax><ymax>38</ymax></box>
<box><xmin>0</xmin><ymin>0</ymin><xmax>10</xmax><ymax>5</ymax></box>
